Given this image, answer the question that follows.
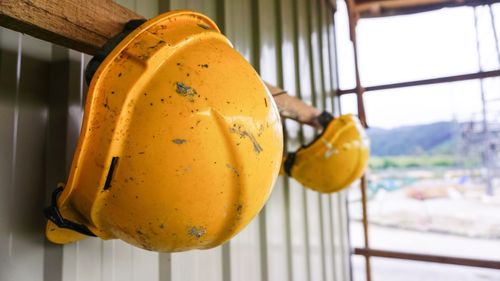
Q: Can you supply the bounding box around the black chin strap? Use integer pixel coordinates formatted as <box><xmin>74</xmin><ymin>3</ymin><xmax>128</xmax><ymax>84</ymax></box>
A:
<box><xmin>283</xmin><ymin>111</ymin><xmax>335</xmax><ymax>176</ymax></box>
<box><xmin>316</xmin><ymin>111</ymin><xmax>334</xmax><ymax>129</ymax></box>
<box><xmin>284</xmin><ymin>152</ymin><xmax>297</xmax><ymax>176</ymax></box>
<box><xmin>85</xmin><ymin>19</ymin><xmax>147</xmax><ymax>85</ymax></box>
<box><xmin>44</xmin><ymin>186</ymin><xmax>96</xmax><ymax>237</ymax></box>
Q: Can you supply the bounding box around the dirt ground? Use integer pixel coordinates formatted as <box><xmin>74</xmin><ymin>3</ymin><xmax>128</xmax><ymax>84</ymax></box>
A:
<box><xmin>348</xmin><ymin>180</ymin><xmax>500</xmax><ymax>281</ymax></box>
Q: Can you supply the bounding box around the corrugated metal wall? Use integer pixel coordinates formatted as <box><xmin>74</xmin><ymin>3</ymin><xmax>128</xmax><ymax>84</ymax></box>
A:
<box><xmin>0</xmin><ymin>0</ymin><xmax>350</xmax><ymax>280</ymax></box>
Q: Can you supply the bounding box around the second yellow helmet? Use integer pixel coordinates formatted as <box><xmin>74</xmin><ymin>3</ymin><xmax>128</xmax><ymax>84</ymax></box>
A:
<box><xmin>283</xmin><ymin>113</ymin><xmax>369</xmax><ymax>193</ymax></box>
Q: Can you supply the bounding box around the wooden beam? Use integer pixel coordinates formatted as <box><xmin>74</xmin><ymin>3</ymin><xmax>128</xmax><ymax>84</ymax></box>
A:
<box><xmin>0</xmin><ymin>0</ymin><xmax>326</xmax><ymax>127</ymax></box>
<box><xmin>0</xmin><ymin>0</ymin><xmax>144</xmax><ymax>55</ymax></box>
<box><xmin>328</xmin><ymin>0</ymin><xmax>337</xmax><ymax>11</ymax></box>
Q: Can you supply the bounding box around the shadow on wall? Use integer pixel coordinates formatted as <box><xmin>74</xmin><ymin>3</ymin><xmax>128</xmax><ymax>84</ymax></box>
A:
<box><xmin>0</xmin><ymin>44</ymin><xmax>85</xmax><ymax>280</ymax></box>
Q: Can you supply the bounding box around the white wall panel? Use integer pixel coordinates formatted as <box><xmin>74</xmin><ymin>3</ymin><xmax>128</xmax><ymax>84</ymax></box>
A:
<box><xmin>2</xmin><ymin>33</ymin><xmax>50</xmax><ymax>281</ymax></box>
<box><xmin>338</xmin><ymin>191</ymin><xmax>352</xmax><ymax>280</ymax></box>
<box><xmin>0</xmin><ymin>28</ymin><xmax>19</xmax><ymax>281</ymax></box>
<box><xmin>0</xmin><ymin>1</ymin><xmax>349</xmax><ymax>281</ymax></box>
<box><xmin>258</xmin><ymin>0</ymin><xmax>279</xmax><ymax>84</ymax></box>
<box><xmin>229</xmin><ymin>219</ymin><xmax>263</xmax><ymax>281</ymax></box>
<box><xmin>224</xmin><ymin>0</ymin><xmax>253</xmax><ymax>61</ymax></box>
<box><xmin>169</xmin><ymin>0</ymin><xmax>217</xmax><ymax>20</ymax></box>
<box><xmin>264</xmin><ymin>180</ymin><xmax>291</xmax><ymax>281</ymax></box>
<box><xmin>13</xmin><ymin>34</ymin><xmax>48</xmax><ymax>281</ymax></box>
<box><xmin>289</xmin><ymin>180</ymin><xmax>312</xmax><ymax>281</ymax></box>
<box><xmin>321</xmin><ymin>194</ymin><xmax>336</xmax><ymax>281</ymax></box>
<box><xmin>306</xmin><ymin>190</ymin><xmax>326</xmax><ymax>281</ymax></box>
<box><xmin>171</xmin><ymin>248</ymin><xmax>223</xmax><ymax>281</ymax></box>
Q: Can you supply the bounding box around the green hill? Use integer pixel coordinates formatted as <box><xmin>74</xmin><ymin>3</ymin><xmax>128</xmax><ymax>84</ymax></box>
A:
<box><xmin>367</xmin><ymin>121</ymin><xmax>458</xmax><ymax>156</ymax></box>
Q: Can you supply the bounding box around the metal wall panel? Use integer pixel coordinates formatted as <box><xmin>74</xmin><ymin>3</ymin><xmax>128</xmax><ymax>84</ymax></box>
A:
<box><xmin>0</xmin><ymin>30</ymin><xmax>51</xmax><ymax>281</ymax></box>
<box><xmin>0</xmin><ymin>1</ymin><xmax>349</xmax><ymax>281</ymax></box>
<box><xmin>257</xmin><ymin>1</ymin><xmax>291</xmax><ymax>281</ymax></box>
<box><xmin>0</xmin><ymin>28</ymin><xmax>18</xmax><ymax>281</ymax></box>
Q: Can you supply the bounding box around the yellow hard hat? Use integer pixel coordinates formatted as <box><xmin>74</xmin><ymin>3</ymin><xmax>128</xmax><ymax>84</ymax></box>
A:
<box><xmin>44</xmin><ymin>11</ymin><xmax>283</xmax><ymax>252</ymax></box>
<box><xmin>282</xmin><ymin>112</ymin><xmax>369</xmax><ymax>193</ymax></box>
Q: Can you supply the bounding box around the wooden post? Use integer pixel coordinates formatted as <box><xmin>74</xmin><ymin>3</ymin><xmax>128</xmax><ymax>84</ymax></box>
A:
<box><xmin>0</xmin><ymin>0</ymin><xmax>143</xmax><ymax>55</ymax></box>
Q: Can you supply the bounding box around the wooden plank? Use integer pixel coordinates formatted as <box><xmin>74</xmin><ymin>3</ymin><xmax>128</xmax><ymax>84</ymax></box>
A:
<box><xmin>0</xmin><ymin>0</ymin><xmax>324</xmax><ymax>128</ymax></box>
<box><xmin>328</xmin><ymin>0</ymin><xmax>336</xmax><ymax>11</ymax></box>
<box><xmin>0</xmin><ymin>0</ymin><xmax>143</xmax><ymax>55</ymax></box>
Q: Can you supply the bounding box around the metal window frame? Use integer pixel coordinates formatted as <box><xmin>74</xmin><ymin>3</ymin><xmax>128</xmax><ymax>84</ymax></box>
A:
<box><xmin>340</xmin><ymin>2</ymin><xmax>500</xmax><ymax>281</ymax></box>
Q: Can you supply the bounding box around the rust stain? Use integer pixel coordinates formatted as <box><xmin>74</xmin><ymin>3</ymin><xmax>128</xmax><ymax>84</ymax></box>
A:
<box><xmin>257</xmin><ymin>124</ymin><xmax>265</xmax><ymax>137</ymax></box>
<box><xmin>230</xmin><ymin>125</ymin><xmax>263</xmax><ymax>153</ymax></box>
<box><xmin>172</xmin><ymin>138</ymin><xmax>187</xmax><ymax>144</ymax></box>
<box><xmin>134</xmin><ymin>228</ymin><xmax>152</xmax><ymax>251</ymax></box>
<box><xmin>175</xmin><ymin>82</ymin><xmax>198</xmax><ymax>102</ymax></box>
<box><xmin>149</xmin><ymin>40</ymin><xmax>166</xmax><ymax>49</ymax></box>
<box><xmin>197</xmin><ymin>23</ymin><xmax>210</xmax><ymax>30</ymax></box>
<box><xmin>187</xmin><ymin>226</ymin><xmax>206</xmax><ymax>238</ymax></box>
<box><xmin>225</xmin><ymin>163</ymin><xmax>240</xmax><ymax>177</ymax></box>
<box><xmin>235</xmin><ymin>204</ymin><xmax>243</xmax><ymax>214</ymax></box>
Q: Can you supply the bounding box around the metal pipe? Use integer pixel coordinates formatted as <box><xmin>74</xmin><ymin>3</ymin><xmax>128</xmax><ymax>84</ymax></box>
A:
<box><xmin>474</xmin><ymin>6</ymin><xmax>494</xmax><ymax>196</ymax></box>
<box><xmin>346</xmin><ymin>0</ymin><xmax>368</xmax><ymax>128</ymax></box>
<box><xmin>354</xmin><ymin>248</ymin><xmax>500</xmax><ymax>270</ymax></box>
<box><xmin>357</xmin><ymin>0</ymin><xmax>500</xmax><ymax>18</ymax></box>
<box><xmin>488</xmin><ymin>5</ymin><xmax>500</xmax><ymax>65</ymax></box>
<box><xmin>359</xmin><ymin>176</ymin><xmax>371</xmax><ymax>281</ymax></box>
<box><xmin>337</xmin><ymin>69</ymin><xmax>500</xmax><ymax>95</ymax></box>
<box><xmin>345</xmin><ymin>1</ymin><xmax>371</xmax><ymax>280</ymax></box>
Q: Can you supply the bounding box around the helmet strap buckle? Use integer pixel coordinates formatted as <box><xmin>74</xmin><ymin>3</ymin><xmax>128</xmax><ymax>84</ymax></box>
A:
<box><xmin>44</xmin><ymin>186</ymin><xmax>97</xmax><ymax>237</ymax></box>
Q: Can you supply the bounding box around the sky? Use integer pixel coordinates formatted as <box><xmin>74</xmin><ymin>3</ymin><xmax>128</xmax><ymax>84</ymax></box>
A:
<box><xmin>335</xmin><ymin>1</ymin><xmax>500</xmax><ymax>129</ymax></box>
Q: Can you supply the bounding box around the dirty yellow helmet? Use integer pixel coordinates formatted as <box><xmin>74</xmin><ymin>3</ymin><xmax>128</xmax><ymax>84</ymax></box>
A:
<box><xmin>282</xmin><ymin>113</ymin><xmax>369</xmax><ymax>193</ymax></box>
<box><xmin>44</xmin><ymin>11</ymin><xmax>283</xmax><ymax>252</ymax></box>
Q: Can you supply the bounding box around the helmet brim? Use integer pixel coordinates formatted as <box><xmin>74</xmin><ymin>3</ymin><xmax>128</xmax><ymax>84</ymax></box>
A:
<box><xmin>46</xmin><ymin>220</ymin><xmax>89</xmax><ymax>244</ymax></box>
